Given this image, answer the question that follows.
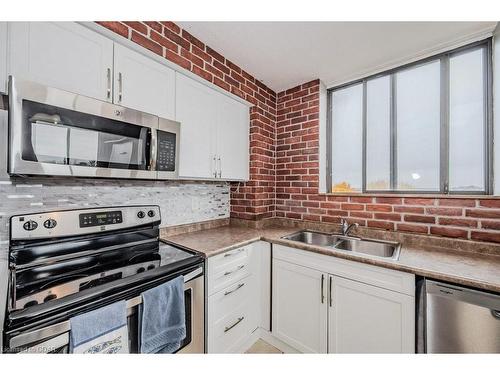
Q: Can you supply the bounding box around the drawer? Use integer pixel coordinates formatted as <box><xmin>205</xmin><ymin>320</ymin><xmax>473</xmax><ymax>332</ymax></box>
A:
<box><xmin>209</xmin><ymin>275</ymin><xmax>255</xmax><ymax>323</ymax></box>
<box><xmin>208</xmin><ymin>301</ymin><xmax>253</xmax><ymax>353</ymax></box>
<box><xmin>208</xmin><ymin>254</ymin><xmax>251</xmax><ymax>296</ymax></box>
<box><xmin>208</xmin><ymin>246</ymin><xmax>250</xmax><ymax>274</ymax></box>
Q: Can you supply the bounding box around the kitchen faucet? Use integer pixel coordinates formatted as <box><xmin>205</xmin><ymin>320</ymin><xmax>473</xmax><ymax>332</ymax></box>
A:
<box><xmin>340</xmin><ymin>218</ymin><xmax>359</xmax><ymax>237</ymax></box>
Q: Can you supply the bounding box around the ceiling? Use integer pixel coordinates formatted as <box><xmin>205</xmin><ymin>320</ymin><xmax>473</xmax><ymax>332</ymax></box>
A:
<box><xmin>178</xmin><ymin>22</ymin><xmax>497</xmax><ymax>92</ymax></box>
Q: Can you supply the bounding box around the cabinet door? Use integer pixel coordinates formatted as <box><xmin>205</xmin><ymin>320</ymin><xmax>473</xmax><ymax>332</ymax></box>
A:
<box><xmin>113</xmin><ymin>43</ymin><xmax>175</xmax><ymax>119</ymax></box>
<box><xmin>272</xmin><ymin>259</ymin><xmax>327</xmax><ymax>353</ymax></box>
<box><xmin>328</xmin><ymin>275</ymin><xmax>415</xmax><ymax>353</ymax></box>
<box><xmin>0</xmin><ymin>22</ymin><xmax>7</xmax><ymax>93</ymax></box>
<box><xmin>8</xmin><ymin>22</ymin><xmax>113</xmax><ymax>101</ymax></box>
<box><xmin>176</xmin><ymin>73</ymin><xmax>217</xmax><ymax>179</ymax></box>
<box><xmin>216</xmin><ymin>93</ymin><xmax>249</xmax><ymax>181</ymax></box>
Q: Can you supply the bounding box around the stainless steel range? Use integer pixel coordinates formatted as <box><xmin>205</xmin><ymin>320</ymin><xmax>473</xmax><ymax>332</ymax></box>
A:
<box><xmin>2</xmin><ymin>205</ymin><xmax>204</xmax><ymax>353</ymax></box>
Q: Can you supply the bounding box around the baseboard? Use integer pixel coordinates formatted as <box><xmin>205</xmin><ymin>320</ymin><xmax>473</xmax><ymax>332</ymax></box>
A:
<box><xmin>236</xmin><ymin>328</ymin><xmax>262</xmax><ymax>353</ymax></box>
<box><xmin>256</xmin><ymin>329</ymin><xmax>299</xmax><ymax>353</ymax></box>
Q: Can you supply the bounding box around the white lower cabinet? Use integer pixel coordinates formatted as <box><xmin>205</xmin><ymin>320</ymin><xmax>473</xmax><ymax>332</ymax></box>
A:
<box><xmin>272</xmin><ymin>260</ymin><xmax>327</xmax><ymax>353</ymax></box>
<box><xmin>207</xmin><ymin>241</ymin><xmax>271</xmax><ymax>353</ymax></box>
<box><xmin>272</xmin><ymin>245</ymin><xmax>415</xmax><ymax>353</ymax></box>
<box><xmin>328</xmin><ymin>275</ymin><xmax>415</xmax><ymax>353</ymax></box>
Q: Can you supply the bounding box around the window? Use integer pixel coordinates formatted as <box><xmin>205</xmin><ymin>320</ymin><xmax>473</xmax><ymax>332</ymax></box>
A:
<box><xmin>328</xmin><ymin>40</ymin><xmax>492</xmax><ymax>194</ymax></box>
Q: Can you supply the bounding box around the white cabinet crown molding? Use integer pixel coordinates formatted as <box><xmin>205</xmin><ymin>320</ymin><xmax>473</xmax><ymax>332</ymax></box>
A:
<box><xmin>78</xmin><ymin>22</ymin><xmax>253</xmax><ymax>108</ymax></box>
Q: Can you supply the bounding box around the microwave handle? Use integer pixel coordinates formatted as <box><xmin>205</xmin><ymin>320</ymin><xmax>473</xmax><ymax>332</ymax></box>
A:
<box><xmin>149</xmin><ymin>128</ymin><xmax>158</xmax><ymax>171</ymax></box>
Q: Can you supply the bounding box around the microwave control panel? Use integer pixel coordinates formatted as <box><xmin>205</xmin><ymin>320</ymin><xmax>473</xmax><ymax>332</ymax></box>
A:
<box><xmin>156</xmin><ymin>130</ymin><xmax>176</xmax><ymax>172</ymax></box>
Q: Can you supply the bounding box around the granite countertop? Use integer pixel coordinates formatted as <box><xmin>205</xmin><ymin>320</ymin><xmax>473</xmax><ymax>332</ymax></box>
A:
<box><xmin>162</xmin><ymin>224</ymin><xmax>500</xmax><ymax>293</ymax></box>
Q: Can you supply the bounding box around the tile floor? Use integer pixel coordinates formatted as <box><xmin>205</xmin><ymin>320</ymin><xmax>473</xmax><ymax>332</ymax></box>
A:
<box><xmin>245</xmin><ymin>339</ymin><xmax>282</xmax><ymax>354</ymax></box>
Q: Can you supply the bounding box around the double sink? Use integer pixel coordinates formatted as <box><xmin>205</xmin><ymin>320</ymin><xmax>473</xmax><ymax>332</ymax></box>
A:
<box><xmin>282</xmin><ymin>230</ymin><xmax>401</xmax><ymax>260</ymax></box>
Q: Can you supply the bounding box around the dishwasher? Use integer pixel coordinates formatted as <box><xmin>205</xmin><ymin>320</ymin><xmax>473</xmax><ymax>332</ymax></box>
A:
<box><xmin>418</xmin><ymin>279</ymin><xmax>500</xmax><ymax>353</ymax></box>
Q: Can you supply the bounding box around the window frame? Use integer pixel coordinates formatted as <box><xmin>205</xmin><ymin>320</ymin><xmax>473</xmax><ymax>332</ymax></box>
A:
<box><xmin>326</xmin><ymin>38</ymin><xmax>493</xmax><ymax>195</ymax></box>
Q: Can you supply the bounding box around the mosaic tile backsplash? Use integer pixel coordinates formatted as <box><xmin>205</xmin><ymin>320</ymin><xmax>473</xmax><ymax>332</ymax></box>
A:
<box><xmin>0</xmin><ymin>177</ymin><xmax>230</xmax><ymax>257</ymax></box>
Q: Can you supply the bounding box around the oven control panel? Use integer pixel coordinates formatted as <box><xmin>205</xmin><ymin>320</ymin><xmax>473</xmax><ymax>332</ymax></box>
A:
<box><xmin>10</xmin><ymin>205</ymin><xmax>161</xmax><ymax>241</ymax></box>
<box><xmin>79</xmin><ymin>210</ymin><xmax>123</xmax><ymax>227</ymax></box>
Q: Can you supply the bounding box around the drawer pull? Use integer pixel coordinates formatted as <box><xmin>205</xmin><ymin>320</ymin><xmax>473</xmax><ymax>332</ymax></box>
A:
<box><xmin>224</xmin><ymin>317</ymin><xmax>244</xmax><ymax>333</ymax></box>
<box><xmin>224</xmin><ymin>265</ymin><xmax>245</xmax><ymax>276</ymax></box>
<box><xmin>224</xmin><ymin>283</ymin><xmax>245</xmax><ymax>296</ymax></box>
<box><xmin>223</xmin><ymin>248</ymin><xmax>244</xmax><ymax>257</ymax></box>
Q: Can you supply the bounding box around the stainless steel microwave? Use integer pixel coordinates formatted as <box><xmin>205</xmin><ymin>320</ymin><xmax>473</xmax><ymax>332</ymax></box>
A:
<box><xmin>7</xmin><ymin>76</ymin><xmax>180</xmax><ymax>180</ymax></box>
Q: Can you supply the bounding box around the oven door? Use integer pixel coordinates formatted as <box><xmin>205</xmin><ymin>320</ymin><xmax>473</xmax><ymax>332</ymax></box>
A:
<box><xmin>8</xmin><ymin>76</ymin><xmax>159</xmax><ymax>179</ymax></box>
<box><xmin>6</xmin><ymin>268</ymin><xmax>205</xmax><ymax>354</ymax></box>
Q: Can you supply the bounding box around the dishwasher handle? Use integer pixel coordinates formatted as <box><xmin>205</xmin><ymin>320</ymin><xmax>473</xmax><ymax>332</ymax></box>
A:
<box><xmin>426</xmin><ymin>280</ymin><xmax>500</xmax><ymax>312</ymax></box>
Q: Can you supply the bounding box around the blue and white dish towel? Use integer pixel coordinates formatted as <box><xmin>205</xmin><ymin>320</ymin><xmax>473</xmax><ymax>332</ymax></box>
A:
<box><xmin>140</xmin><ymin>276</ymin><xmax>186</xmax><ymax>353</ymax></box>
<box><xmin>70</xmin><ymin>300</ymin><xmax>129</xmax><ymax>354</ymax></box>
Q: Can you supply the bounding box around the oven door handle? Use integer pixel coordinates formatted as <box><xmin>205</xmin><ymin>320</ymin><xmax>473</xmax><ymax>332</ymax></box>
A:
<box><xmin>8</xmin><ymin>266</ymin><xmax>203</xmax><ymax>350</ymax></box>
<box><xmin>8</xmin><ymin>263</ymin><xmax>16</xmax><ymax>312</ymax></box>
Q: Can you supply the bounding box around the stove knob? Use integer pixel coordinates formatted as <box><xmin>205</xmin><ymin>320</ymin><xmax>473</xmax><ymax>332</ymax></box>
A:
<box><xmin>43</xmin><ymin>218</ymin><xmax>57</xmax><ymax>229</ymax></box>
<box><xmin>23</xmin><ymin>300</ymin><xmax>38</xmax><ymax>308</ymax></box>
<box><xmin>44</xmin><ymin>294</ymin><xmax>57</xmax><ymax>302</ymax></box>
<box><xmin>147</xmin><ymin>210</ymin><xmax>155</xmax><ymax>218</ymax></box>
<box><xmin>23</xmin><ymin>220</ymin><xmax>38</xmax><ymax>231</ymax></box>
<box><xmin>137</xmin><ymin>211</ymin><xmax>145</xmax><ymax>219</ymax></box>
<box><xmin>147</xmin><ymin>264</ymin><xmax>155</xmax><ymax>270</ymax></box>
<box><xmin>137</xmin><ymin>267</ymin><xmax>145</xmax><ymax>273</ymax></box>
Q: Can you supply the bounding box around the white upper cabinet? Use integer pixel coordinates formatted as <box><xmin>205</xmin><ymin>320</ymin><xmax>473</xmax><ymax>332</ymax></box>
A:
<box><xmin>8</xmin><ymin>22</ymin><xmax>113</xmax><ymax>101</ymax></box>
<box><xmin>6</xmin><ymin>22</ymin><xmax>250</xmax><ymax>181</ymax></box>
<box><xmin>176</xmin><ymin>73</ymin><xmax>218</xmax><ymax>179</ymax></box>
<box><xmin>328</xmin><ymin>275</ymin><xmax>415</xmax><ymax>353</ymax></box>
<box><xmin>272</xmin><ymin>259</ymin><xmax>327</xmax><ymax>353</ymax></box>
<box><xmin>113</xmin><ymin>43</ymin><xmax>175</xmax><ymax>119</ymax></box>
<box><xmin>0</xmin><ymin>22</ymin><xmax>7</xmax><ymax>93</ymax></box>
<box><xmin>176</xmin><ymin>72</ymin><xmax>250</xmax><ymax>181</ymax></box>
<box><xmin>216</xmin><ymin>93</ymin><xmax>250</xmax><ymax>180</ymax></box>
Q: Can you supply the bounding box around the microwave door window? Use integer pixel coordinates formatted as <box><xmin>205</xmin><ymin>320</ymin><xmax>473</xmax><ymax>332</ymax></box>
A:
<box><xmin>108</xmin><ymin>141</ymin><xmax>134</xmax><ymax>166</ymax></box>
<box><xmin>98</xmin><ymin>132</ymin><xmax>146</xmax><ymax>169</ymax></box>
<box><xmin>31</xmin><ymin>123</ymin><xmax>69</xmax><ymax>164</ymax></box>
<box><xmin>69</xmin><ymin>128</ymin><xmax>99</xmax><ymax>167</ymax></box>
<box><xmin>22</xmin><ymin>100</ymin><xmax>151</xmax><ymax>171</ymax></box>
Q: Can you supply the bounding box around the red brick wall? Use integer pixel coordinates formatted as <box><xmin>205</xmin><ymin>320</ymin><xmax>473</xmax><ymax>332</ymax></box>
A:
<box><xmin>276</xmin><ymin>80</ymin><xmax>500</xmax><ymax>243</ymax></box>
<box><xmin>97</xmin><ymin>21</ymin><xmax>276</xmax><ymax>220</ymax></box>
<box><xmin>97</xmin><ymin>21</ymin><xmax>500</xmax><ymax>243</ymax></box>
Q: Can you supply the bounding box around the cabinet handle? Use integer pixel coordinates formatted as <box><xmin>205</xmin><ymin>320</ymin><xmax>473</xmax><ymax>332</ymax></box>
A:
<box><xmin>224</xmin><ymin>317</ymin><xmax>244</xmax><ymax>333</ymax></box>
<box><xmin>223</xmin><ymin>248</ymin><xmax>244</xmax><ymax>257</ymax></box>
<box><xmin>321</xmin><ymin>274</ymin><xmax>325</xmax><ymax>304</ymax></box>
<box><xmin>106</xmin><ymin>68</ymin><xmax>111</xmax><ymax>100</ymax></box>
<box><xmin>213</xmin><ymin>155</ymin><xmax>217</xmax><ymax>178</ymax></box>
<box><xmin>217</xmin><ymin>156</ymin><xmax>222</xmax><ymax>178</ymax></box>
<box><xmin>224</xmin><ymin>283</ymin><xmax>245</xmax><ymax>296</ymax></box>
<box><xmin>118</xmin><ymin>72</ymin><xmax>123</xmax><ymax>103</ymax></box>
<box><xmin>224</xmin><ymin>264</ymin><xmax>245</xmax><ymax>276</ymax></box>
<box><xmin>329</xmin><ymin>276</ymin><xmax>333</xmax><ymax>307</ymax></box>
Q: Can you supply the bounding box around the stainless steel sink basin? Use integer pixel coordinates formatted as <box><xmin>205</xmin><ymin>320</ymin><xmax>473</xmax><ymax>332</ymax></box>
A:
<box><xmin>334</xmin><ymin>238</ymin><xmax>400</xmax><ymax>259</ymax></box>
<box><xmin>282</xmin><ymin>230</ymin><xmax>339</xmax><ymax>247</ymax></box>
<box><xmin>282</xmin><ymin>230</ymin><xmax>400</xmax><ymax>260</ymax></box>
